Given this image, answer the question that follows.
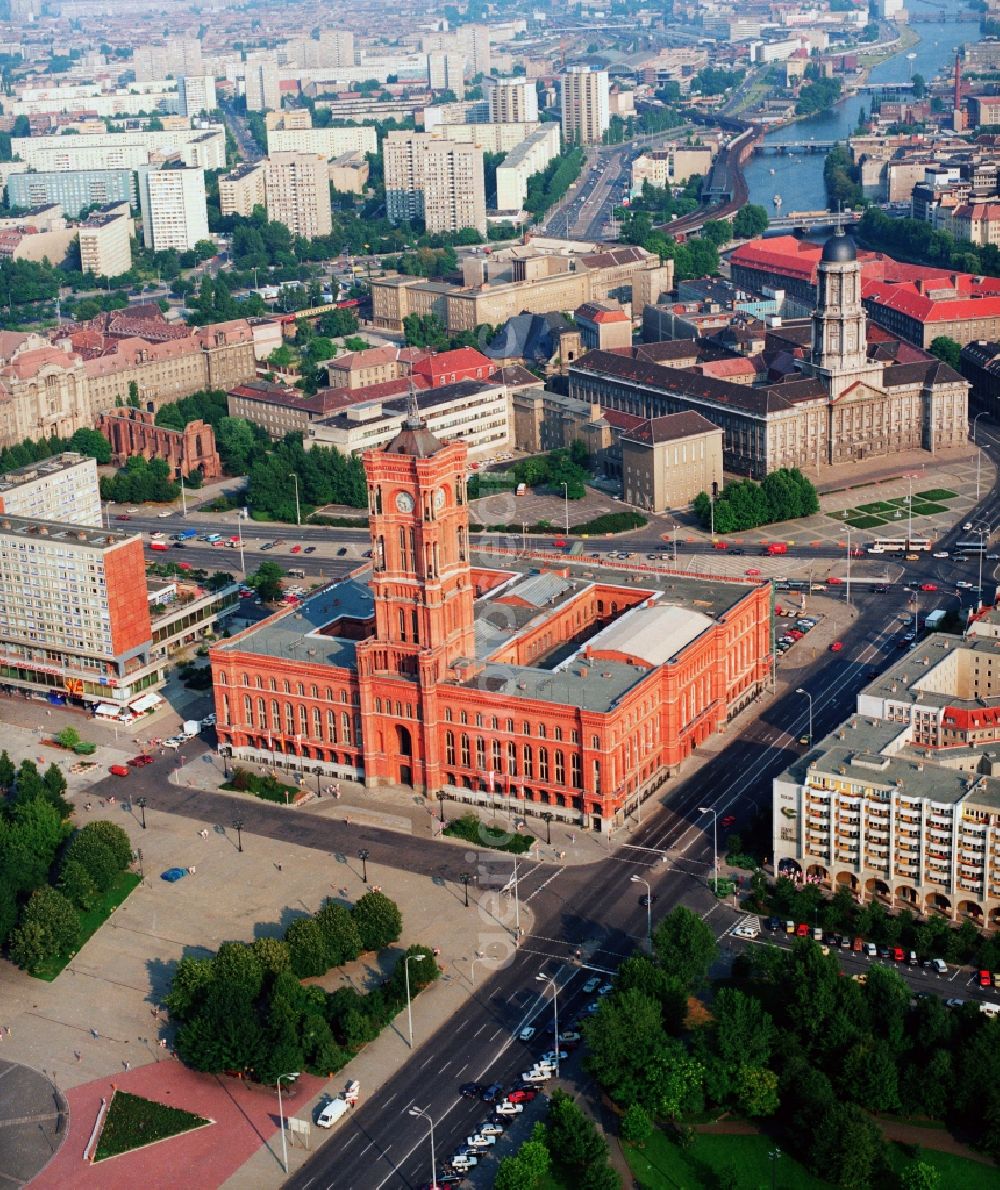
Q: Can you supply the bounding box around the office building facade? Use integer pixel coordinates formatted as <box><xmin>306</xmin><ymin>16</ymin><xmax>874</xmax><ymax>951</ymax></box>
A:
<box><xmin>264</xmin><ymin>152</ymin><xmax>332</xmax><ymax>239</ymax></box>
<box><xmin>486</xmin><ymin>76</ymin><xmax>539</xmax><ymax>124</ymax></box>
<box><xmin>561</xmin><ymin>66</ymin><xmax>610</xmax><ymax>145</ymax></box>
<box><xmin>137</xmin><ymin>165</ymin><xmax>210</xmax><ymax>252</ymax></box>
<box><xmin>384</xmin><ymin>132</ymin><xmax>486</xmax><ymax>236</ymax></box>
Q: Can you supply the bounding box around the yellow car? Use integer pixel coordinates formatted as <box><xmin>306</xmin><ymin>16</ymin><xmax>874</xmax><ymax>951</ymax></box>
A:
<box><xmin>905</xmin><ymin>553</ymin><xmax>919</xmax><ymax>561</ymax></box>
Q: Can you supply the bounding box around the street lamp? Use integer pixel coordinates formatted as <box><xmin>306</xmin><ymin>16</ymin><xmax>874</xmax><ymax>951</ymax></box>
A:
<box><xmin>630</xmin><ymin>873</ymin><xmax>652</xmax><ymax>948</ymax></box>
<box><xmin>460</xmin><ymin>871</ymin><xmax>472</xmax><ymax>907</ymax></box>
<box><xmin>292</xmin><ymin>473</ymin><xmax>301</xmax><ymax>527</ymax></box>
<box><xmin>136</xmin><ymin>796</ymin><xmax>147</xmax><ymax>829</ymax></box>
<box><xmin>276</xmin><ymin>1071</ymin><xmax>299</xmax><ymax>1174</ymax></box>
<box><xmin>536</xmin><ymin>971</ymin><xmax>560</xmax><ymax>1076</ymax></box>
<box><xmin>233</xmin><ymin>818</ymin><xmax>244</xmax><ymax>853</ymax></box>
<box><xmin>437</xmin><ymin>790</ymin><xmax>447</xmax><ymax>823</ymax></box>
<box><xmin>560</xmin><ymin>481</ymin><xmax>570</xmax><ymax>536</ymax></box>
<box><xmin>358</xmin><ymin>847</ymin><xmax>370</xmax><ymax>883</ymax></box>
<box><xmin>405</xmin><ymin>953</ymin><xmax>426</xmax><ymax>1048</ymax></box>
<box><xmin>795</xmin><ymin>687</ymin><xmax>813</xmax><ymax>744</ymax></box>
<box><xmin>512</xmin><ymin>852</ymin><xmax>521</xmax><ymax>938</ymax></box>
<box><xmin>973</xmin><ymin>411</ymin><xmax>987</xmax><ymax>501</ymax></box>
<box><xmin>408</xmin><ymin>1105</ymin><xmax>436</xmax><ymax>1190</ymax></box>
<box><xmin>542</xmin><ymin>811</ymin><xmax>553</xmax><ymax>845</ymax></box>
<box><xmin>698</xmin><ymin>805</ymin><xmax>719</xmax><ymax>893</ymax></box>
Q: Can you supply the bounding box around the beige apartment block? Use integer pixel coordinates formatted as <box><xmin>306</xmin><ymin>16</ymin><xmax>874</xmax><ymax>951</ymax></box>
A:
<box><xmin>265</xmin><ymin>109</ymin><xmax>313</xmax><ymax>131</ymax></box>
<box><xmin>486</xmin><ymin>76</ymin><xmax>538</xmax><ymax>123</ymax></box>
<box><xmin>561</xmin><ymin>66</ymin><xmax>610</xmax><ymax>146</ymax></box>
<box><xmin>219</xmin><ymin>162</ymin><xmax>266</xmax><ymax>218</ymax></box>
<box><xmin>630</xmin><ymin>145</ymin><xmax>715</xmax><ymax>194</ymax></box>
<box><xmin>78</xmin><ymin>212</ymin><xmax>132</xmax><ymax>277</ymax></box>
<box><xmin>266</xmin><ymin>126</ymin><xmax>378</xmax><ymax>158</ymax></box>
<box><xmin>329</xmin><ymin>151</ymin><xmax>370</xmax><ymax>195</ymax></box>
<box><xmin>384</xmin><ymin>132</ymin><xmax>486</xmax><ymax>236</ymax></box>
<box><xmin>619</xmin><ymin>411</ymin><xmax>723</xmax><ymax>512</ymax></box>
<box><xmin>495</xmin><ymin>124</ymin><xmax>561</xmax><ymax>211</ymax></box>
<box><xmin>429</xmin><ymin>121</ymin><xmax>542</xmax><ymax>155</ymax></box>
<box><xmin>12</xmin><ymin>128</ymin><xmax>227</xmax><ymax>172</ymax></box>
<box><xmin>427</xmin><ymin>51</ymin><xmax>466</xmax><ymax>97</ymax></box>
<box><xmin>245</xmin><ymin>52</ymin><xmax>280</xmax><ymax>112</ymax></box>
<box><xmin>373</xmin><ymin>245</ymin><xmax>668</xmax><ymax>334</ymax></box>
<box><xmin>264</xmin><ymin>153</ymin><xmax>332</xmax><ymax>239</ymax></box>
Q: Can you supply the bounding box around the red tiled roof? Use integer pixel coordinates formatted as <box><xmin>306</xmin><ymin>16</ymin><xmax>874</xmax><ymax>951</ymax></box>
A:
<box><xmin>411</xmin><ymin>347</ymin><xmax>495</xmax><ymax>382</ymax></box>
<box><xmin>600</xmin><ymin>408</ymin><xmax>646</xmax><ymax>431</ymax></box>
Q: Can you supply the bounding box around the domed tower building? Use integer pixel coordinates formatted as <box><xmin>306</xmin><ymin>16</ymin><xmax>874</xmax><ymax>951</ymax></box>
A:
<box><xmin>808</xmin><ymin>229</ymin><xmax>882</xmax><ymax>400</ymax></box>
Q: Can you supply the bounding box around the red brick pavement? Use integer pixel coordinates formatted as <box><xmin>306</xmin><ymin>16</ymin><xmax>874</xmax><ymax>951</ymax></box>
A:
<box><xmin>32</xmin><ymin>1062</ymin><xmax>326</xmax><ymax>1190</ymax></box>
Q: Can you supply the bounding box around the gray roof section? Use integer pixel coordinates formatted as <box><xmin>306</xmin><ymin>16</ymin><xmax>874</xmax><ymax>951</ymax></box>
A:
<box><xmin>512</xmin><ymin>571</ymin><xmax>571</xmax><ymax>607</ymax></box>
<box><xmin>218</xmin><ymin>577</ymin><xmax>373</xmax><ymax>670</ymax></box>
<box><xmin>462</xmin><ymin>658</ymin><xmax>650</xmax><ymax>713</ymax></box>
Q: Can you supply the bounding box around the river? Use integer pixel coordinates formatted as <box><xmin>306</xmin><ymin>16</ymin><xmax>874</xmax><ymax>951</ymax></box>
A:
<box><xmin>743</xmin><ymin>12</ymin><xmax>973</xmax><ymax>214</ymax></box>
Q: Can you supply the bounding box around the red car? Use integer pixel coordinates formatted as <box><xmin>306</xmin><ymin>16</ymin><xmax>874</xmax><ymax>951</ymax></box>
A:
<box><xmin>553</xmin><ymin>538</ymin><xmax>567</xmax><ymax>547</ymax></box>
<box><xmin>128</xmin><ymin>754</ymin><xmax>154</xmax><ymax>767</ymax></box>
<box><xmin>507</xmin><ymin>1089</ymin><xmax>538</xmax><ymax>1103</ymax></box>
<box><xmin>722</xmin><ymin>814</ymin><xmax>737</xmax><ymax>828</ymax></box>
<box><xmin>109</xmin><ymin>764</ymin><xmax>130</xmax><ymax>777</ymax></box>
<box><xmin>827</xmin><ymin>576</ymin><xmax>843</xmax><ymax>586</ymax></box>
<box><xmin>829</xmin><ymin>641</ymin><xmax>844</xmax><ymax>652</ymax></box>
<box><xmin>713</xmin><ymin>541</ymin><xmax>728</xmax><ymax>550</ymax></box>
<box><xmin>921</xmin><ymin>583</ymin><xmax>938</xmax><ymax>592</ymax></box>
<box><xmin>981</xmin><ymin>969</ymin><xmax>992</xmax><ymax>988</ymax></box>
<box><xmin>788</xmin><ymin>629</ymin><xmax>804</xmax><ymax>641</ymax></box>
<box><xmin>114</xmin><ymin>513</ymin><xmax>131</xmax><ymax>521</ymax></box>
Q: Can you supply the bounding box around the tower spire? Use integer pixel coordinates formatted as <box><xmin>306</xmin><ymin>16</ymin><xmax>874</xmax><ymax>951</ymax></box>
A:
<box><xmin>406</xmin><ymin>362</ymin><xmax>422</xmax><ymax>426</ymax></box>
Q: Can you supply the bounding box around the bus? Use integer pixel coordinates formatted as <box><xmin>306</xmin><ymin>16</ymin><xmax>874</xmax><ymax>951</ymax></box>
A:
<box><xmin>955</xmin><ymin>539</ymin><xmax>987</xmax><ymax>554</ymax></box>
<box><xmin>868</xmin><ymin>537</ymin><xmax>931</xmax><ymax>554</ymax></box>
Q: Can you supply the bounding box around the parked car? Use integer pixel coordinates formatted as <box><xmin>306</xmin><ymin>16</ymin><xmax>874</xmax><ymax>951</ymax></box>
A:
<box><xmin>480</xmin><ymin>1082</ymin><xmax>504</xmax><ymax>1103</ymax></box>
<box><xmin>128</xmin><ymin>754</ymin><xmax>154</xmax><ymax>767</ymax></box>
<box><xmin>582</xmin><ymin>977</ymin><xmax>600</xmax><ymax>994</ymax></box>
<box><xmin>495</xmin><ymin>1100</ymin><xmax>524</xmax><ymax>1115</ymax></box>
<box><xmin>507</xmin><ymin>1088</ymin><xmax>538</xmax><ymax>1104</ymax></box>
<box><xmin>518</xmin><ymin>1025</ymin><xmax>536</xmax><ymax>1042</ymax></box>
<box><xmin>829</xmin><ymin>641</ymin><xmax>844</xmax><ymax>652</ymax></box>
<box><xmin>108</xmin><ymin>764</ymin><xmax>130</xmax><ymax>777</ymax></box>
<box><xmin>459</xmin><ymin>1083</ymin><xmax>482</xmax><ymax>1099</ymax></box>
<box><xmin>981</xmin><ymin>970</ymin><xmax>993</xmax><ymax>988</ymax></box>
<box><xmin>466</xmin><ymin>1134</ymin><xmax>496</xmax><ymax>1148</ymax></box>
<box><xmin>316</xmin><ymin>1098</ymin><xmax>349</xmax><ymax>1129</ymax></box>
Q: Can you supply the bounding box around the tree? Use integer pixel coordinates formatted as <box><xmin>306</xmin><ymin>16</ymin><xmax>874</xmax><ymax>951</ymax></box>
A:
<box><xmin>9</xmin><ymin>885</ymin><xmax>80</xmax><ymax>973</ymax></box>
<box><xmin>900</xmin><ymin>1160</ymin><xmax>940</xmax><ymax>1190</ymax></box>
<box><xmin>67</xmin><ymin>427</ymin><xmax>112</xmax><ymax>463</ymax></box>
<box><xmin>165</xmin><ymin>955</ymin><xmax>215</xmax><ymax>1018</ymax></box>
<box><xmin>494</xmin><ymin>1124</ymin><xmax>551</xmax><ymax>1190</ymax></box>
<box><xmin>285</xmin><ymin>916</ymin><xmax>331</xmax><ymax>978</ymax></box>
<box><xmin>248</xmin><ymin>560</ymin><xmax>285</xmax><ymax>603</ymax></box>
<box><xmin>929</xmin><ymin>335</ymin><xmax>961</xmax><ymax>370</ymax></box>
<box><xmin>652</xmin><ymin>906</ymin><xmax>717</xmax><ymax>990</ymax></box>
<box><xmin>314</xmin><ymin>900</ymin><xmax>363</xmax><ymax>967</ymax></box>
<box><xmin>0</xmin><ymin>749</ymin><xmax>14</xmax><ymax>792</ymax></box>
<box><xmin>352</xmin><ymin>890</ymin><xmax>402</xmax><ymax>951</ymax></box>
<box><xmin>42</xmin><ymin>764</ymin><xmax>73</xmax><ymax>818</ymax></box>
<box><xmin>700</xmin><ymin>219</ymin><xmax>732</xmax><ymax>248</ymax></box>
<box><xmin>620</xmin><ymin>1103</ymin><xmax>653</xmax><ymax>1146</ymax></box>
<box><xmin>78</xmin><ymin>819</ymin><xmax>133</xmax><ymax>869</ymax></box>
<box><xmin>734</xmin><ymin>1065</ymin><xmax>779</xmax><ymax>1116</ymax></box>
<box><xmin>733</xmin><ymin>204</ymin><xmax>768</xmax><ymax>240</ymax></box>
<box><xmin>547</xmin><ymin>1090</ymin><xmax>608</xmax><ymax>1169</ymax></box>
<box><xmin>584</xmin><ymin>987</ymin><xmax>671</xmax><ymax>1107</ymax></box>
<box><xmin>59</xmin><ymin>857</ymin><xmax>101</xmax><ymax>910</ymax></box>
<box><xmin>911</xmin><ymin>72</ymin><xmax>927</xmax><ymax>99</ymax></box>
<box><xmin>713</xmin><ymin>987</ymin><xmax>774</xmax><ymax>1070</ymax></box>
<box><xmin>62</xmin><ymin>831</ymin><xmax>119</xmax><ymax>892</ymax></box>
<box><xmin>251</xmin><ymin>935</ymin><xmax>291</xmax><ymax>977</ymax></box>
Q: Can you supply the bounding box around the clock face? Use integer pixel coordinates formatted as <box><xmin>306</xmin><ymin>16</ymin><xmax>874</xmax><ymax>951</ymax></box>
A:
<box><xmin>395</xmin><ymin>490</ymin><xmax>415</xmax><ymax>514</ymax></box>
<box><xmin>433</xmin><ymin>487</ymin><xmax>446</xmax><ymax>511</ymax></box>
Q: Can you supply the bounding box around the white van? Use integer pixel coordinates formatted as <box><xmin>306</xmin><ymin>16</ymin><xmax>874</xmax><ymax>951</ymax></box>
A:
<box><xmin>980</xmin><ymin>1002</ymin><xmax>1000</xmax><ymax>1018</ymax></box>
<box><xmin>316</xmin><ymin>1097</ymin><xmax>349</xmax><ymax>1128</ymax></box>
<box><xmin>931</xmin><ymin>958</ymin><xmax>947</xmax><ymax>975</ymax></box>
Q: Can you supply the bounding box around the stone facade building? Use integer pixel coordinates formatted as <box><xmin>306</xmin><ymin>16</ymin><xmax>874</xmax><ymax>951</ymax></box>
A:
<box><xmin>570</xmin><ymin>232</ymin><xmax>969</xmax><ymax>476</ymax></box>
<box><xmin>619</xmin><ymin>411</ymin><xmax>724</xmax><ymax>512</ymax></box>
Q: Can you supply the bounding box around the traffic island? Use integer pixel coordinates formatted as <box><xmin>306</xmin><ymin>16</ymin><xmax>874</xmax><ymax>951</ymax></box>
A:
<box><xmin>91</xmin><ymin>1091</ymin><xmax>211</xmax><ymax>1163</ymax></box>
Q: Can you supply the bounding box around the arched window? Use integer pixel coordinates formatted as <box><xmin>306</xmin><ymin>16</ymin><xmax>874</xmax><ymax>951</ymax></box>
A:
<box><xmin>375</xmin><ymin>698</ymin><xmax>382</xmax><ymax>714</ymax></box>
<box><xmin>554</xmin><ymin>726</ymin><xmax>562</xmax><ymax>742</ymax></box>
<box><xmin>523</xmin><ymin>744</ymin><xmax>533</xmax><ymax>777</ymax></box>
<box><xmin>312</xmin><ymin>707</ymin><xmax>322</xmax><ymax>738</ymax></box>
<box><xmin>296</xmin><ymin>683</ymin><xmax>305</xmax><ymax>697</ymax></box>
<box><xmin>446</xmin><ymin>731</ymin><xmax>456</xmax><ymax>765</ymax></box>
<box><xmin>445</xmin><ymin>706</ymin><xmax>453</xmax><ymax>722</ymax></box>
<box><xmin>255</xmin><ymin>675</ymin><xmax>263</xmax><ymax>688</ymax></box>
<box><xmin>327</xmin><ymin>710</ymin><xmax>337</xmax><ymax>742</ymax></box>
<box><xmin>241</xmin><ymin>672</ymin><xmax>250</xmax><ymax>686</ymax></box>
<box><xmin>571</xmin><ymin>754</ymin><xmax>582</xmax><ymax>788</ymax></box>
<box><xmin>222</xmin><ymin>694</ymin><xmax>230</xmax><ymax>726</ymax></box>
<box><xmin>554</xmin><ymin>750</ymin><xmax>565</xmax><ymax>784</ymax></box>
<box><xmin>244</xmin><ymin>694</ymin><xmax>253</xmax><ymax>726</ymax></box>
<box><xmin>461</xmin><ymin>735</ymin><xmax>471</xmax><ymax>767</ymax></box>
<box><xmin>218</xmin><ymin>672</ymin><xmax>228</xmax><ymax>686</ymax></box>
<box><xmin>539</xmin><ymin>748</ymin><xmax>549</xmax><ymax>782</ymax></box>
<box><xmin>269</xmin><ymin>677</ymin><xmax>277</xmax><ymax>691</ymax></box>
<box><xmin>256</xmin><ymin>697</ymin><xmax>265</xmax><ymax>728</ymax></box>
<box><xmin>311</xmin><ymin>685</ymin><xmax>319</xmax><ymax>699</ymax></box>
<box><xmin>507</xmin><ymin>741</ymin><xmax>517</xmax><ymax>776</ymax></box>
<box><xmin>476</xmin><ymin>737</ymin><xmax>486</xmax><ymax>768</ymax></box>
<box><xmin>491</xmin><ymin>740</ymin><xmax>502</xmax><ymax>770</ymax></box>
<box><xmin>341</xmin><ymin>712</ymin><xmax>352</xmax><ymax>744</ymax></box>
<box><xmin>285</xmin><ymin>704</ymin><xmax>295</xmax><ymax>734</ymax></box>
<box><xmin>270</xmin><ymin>700</ymin><xmax>280</xmax><ymax>731</ymax></box>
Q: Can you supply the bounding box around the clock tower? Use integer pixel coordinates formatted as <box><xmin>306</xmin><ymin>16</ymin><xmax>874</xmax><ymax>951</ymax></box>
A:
<box><xmin>361</xmin><ymin>402</ymin><xmax>476</xmax><ymax>675</ymax></box>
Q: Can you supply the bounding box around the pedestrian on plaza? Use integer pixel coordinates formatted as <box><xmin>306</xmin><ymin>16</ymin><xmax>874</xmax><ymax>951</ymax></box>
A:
<box><xmin>74</xmin><ymin>1051</ymin><xmax>82</xmax><ymax>1062</ymax></box>
<box><xmin>276</xmin><ymin>861</ymin><xmax>283</xmax><ymax>872</ymax></box>
<box><xmin>123</xmin><ymin>1060</ymin><xmax>131</xmax><ymax>1072</ymax></box>
<box><xmin>91</xmin><ymin>1028</ymin><xmax>99</xmax><ymax>1039</ymax></box>
<box><xmin>334</xmin><ymin>781</ymin><xmax>340</xmax><ymax>798</ymax></box>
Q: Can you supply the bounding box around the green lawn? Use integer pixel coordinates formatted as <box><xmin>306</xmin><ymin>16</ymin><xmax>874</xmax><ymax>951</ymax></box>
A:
<box><xmin>844</xmin><ymin>516</ymin><xmax>887</xmax><ymax>530</ymax></box>
<box><xmin>916</xmin><ymin>489</ymin><xmax>958</xmax><ymax>501</ymax></box>
<box><xmin>856</xmin><ymin>501</ymin><xmax>895</xmax><ymax>513</ymax></box>
<box><xmin>909</xmin><ymin>503</ymin><xmax>948</xmax><ymax>516</ymax></box>
<box><xmin>33</xmin><ymin>870</ymin><xmax>141</xmax><ymax>982</ymax></box>
<box><xmin>624</xmin><ymin>1130</ymin><xmax>996</xmax><ymax>1190</ymax></box>
<box><xmin>94</xmin><ymin>1091</ymin><xmax>211</xmax><ymax>1161</ymax></box>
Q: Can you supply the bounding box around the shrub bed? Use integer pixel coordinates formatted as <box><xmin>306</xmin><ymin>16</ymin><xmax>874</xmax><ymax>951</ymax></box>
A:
<box><xmin>95</xmin><ymin>1092</ymin><xmax>210</xmax><ymax>1161</ymax></box>
<box><xmin>223</xmin><ymin>767</ymin><xmax>300</xmax><ymax>804</ymax></box>
<box><xmin>444</xmin><ymin>812</ymin><xmax>535</xmax><ymax>854</ymax></box>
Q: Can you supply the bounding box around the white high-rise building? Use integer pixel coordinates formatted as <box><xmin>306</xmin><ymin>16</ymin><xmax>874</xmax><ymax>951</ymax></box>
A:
<box><xmin>264</xmin><ymin>153</ymin><xmax>332</xmax><ymax>239</ymax></box>
<box><xmin>561</xmin><ymin>65</ymin><xmax>610</xmax><ymax>145</ymax></box>
<box><xmin>384</xmin><ymin>132</ymin><xmax>486</xmax><ymax>236</ymax></box>
<box><xmin>427</xmin><ymin>50</ymin><xmax>465</xmax><ymax>97</ymax></box>
<box><xmin>178</xmin><ymin>74</ymin><xmax>218</xmax><ymax>119</ymax></box>
<box><xmin>486</xmin><ymin>76</ymin><xmax>539</xmax><ymax>124</ymax></box>
<box><xmin>245</xmin><ymin>52</ymin><xmax>280</xmax><ymax>112</ymax></box>
<box><xmin>320</xmin><ymin>30</ymin><xmax>356</xmax><ymax>68</ymax></box>
<box><xmin>137</xmin><ymin>165</ymin><xmax>210</xmax><ymax>252</ymax></box>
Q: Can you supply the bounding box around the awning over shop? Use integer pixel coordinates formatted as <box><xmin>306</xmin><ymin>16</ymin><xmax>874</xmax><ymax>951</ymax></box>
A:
<box><xmin>129</xmin><ymin>692</ymin><xmax>163</xmax><ymax>714</ymax></box>
<box><xmin>94</xmin><ymin>703</ymin><xmax>122</xmax><ymax>717</ymax></box>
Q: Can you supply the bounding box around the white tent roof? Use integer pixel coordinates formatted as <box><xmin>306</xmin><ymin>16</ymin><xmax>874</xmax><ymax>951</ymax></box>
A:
<box><xmin>585</xmin><ymin>602</ymin><xmax>714</xmax><ymax>667</ymax></box>
<box><xmin>129</xmin><ymin>692</ymin><xmax>163</xmax><ymax>713</ymax></box>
